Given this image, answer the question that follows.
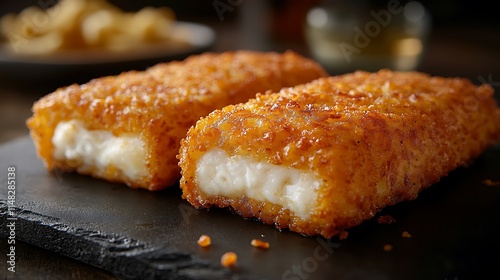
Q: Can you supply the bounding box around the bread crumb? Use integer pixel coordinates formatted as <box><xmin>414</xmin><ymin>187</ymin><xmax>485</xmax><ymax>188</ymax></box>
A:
<box><xmin>483</xmin><ymin>179</ymin><xmax>500</xmax><ymax>186</ymax></box>
<box><xmin>197</xmin><ymin>234</ymin><xmax>211</xmax><ymax>247</ymax></box>
<box><xmin>251</xmin><ymin>239</ymin><xmax>270</xmax><ymax>249</ymax></box>
<box><xmin>339</xmin><ymin>231</ymin><xmax>349</xmax><ymax>240</ymax></box>
<box><xmin>377</xmin><ymin>215</ymin><xmax>396</xmax><ymax>224</ymax></box>
<box><xmin>221</xmin><ymin>252</ymin><xmax>238</xmax><ymax>267</ymax></box>
<box><xmin>402</xmin><ymin>231</ymin><xmax>412</xmax><ymax>238</ymax></box>
<box><xmin>383</xmin><ymin>244</ymin><xmax>393</xmax><ymax>251</ymax></box>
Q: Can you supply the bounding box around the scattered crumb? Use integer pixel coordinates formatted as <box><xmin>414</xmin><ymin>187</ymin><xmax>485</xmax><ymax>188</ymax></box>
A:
<box><xmin>221</xmin><ymin>252</ymin><xmax>238</xmax><ymax>267</ymax></box>
<box><xmin>377</xmin><ymin>215</ymin><xmax>396</xmax><ymax>224</ymax></box>
<box><xmin>251</xmin><ymin>239</ymin><xmax>270</xmax><ymax>249</ymax></box>
<box><xmin>482</xmin><ymin>179</ymin><xmax>500</xmax><ymax>186</ymax></box>
<box><xmin>339</xmin><ymin>231</ymin><xmax>349</xmax><ymax>240</ymax></box>
<box><xmin>197</xmin><ymin>234</ymin><xmax>211</xmax><ymax>247</ymax></box>
<box><xmin>383</xmin><ymin>244</ymin><xmax>393</xmax><ymax>251</ymax></box>
<box><xmin>402</xmin><ymin>231</ymin><xmax>412</xmax><ymax>238</ymax></box>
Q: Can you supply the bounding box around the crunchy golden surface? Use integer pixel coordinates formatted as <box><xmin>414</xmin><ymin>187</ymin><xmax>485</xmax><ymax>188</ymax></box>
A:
<box><xmin>179</xmin><ymin>70</ymin><xmax>500</xmax><ymax>238</ymax></box>
<box><xmin>27</xmin><ymin>50</ymin><xmax>327</xmax><ymax>190</ymax></box>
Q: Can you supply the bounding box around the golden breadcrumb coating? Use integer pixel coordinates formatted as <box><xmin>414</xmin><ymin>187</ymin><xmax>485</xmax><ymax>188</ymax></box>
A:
<box><xmin>220</xmin><ymin>252</ymin><xmax>237</xmax><ymax>267</ymax></box>
<box><xmin>26</xmin><ymin>51</ymin><xmax>327</xmax><ymax>190</ymax></box>
<box><xmin>402</xmin><ymin>231</ymin><xmax>412</xmax><ymax>238</ymax></box>
<box><xmin>250</xmin><ymin>239</ymin><xmax>270</xmax><ymax>249</ymax></box>
<box><xmin>197</xmin><ymin>235</ymin><xmax>211</xmax><ymax>247</ymax></box>
<box><xmin>179</xmin><ymin>70</ymin><xmax>500</xmax><ymax>238</ymax></box>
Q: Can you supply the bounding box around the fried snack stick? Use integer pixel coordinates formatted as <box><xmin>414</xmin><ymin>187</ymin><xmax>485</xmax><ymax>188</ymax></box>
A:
<box><xmin>179</xmin><ymin>70</ymin><xmax>500</xmax><ymax>238</ymax></box>
<box><xmin>27</xmin><ymin>51</ymin><xmax>327</xmax><ymax>190</ymax></box>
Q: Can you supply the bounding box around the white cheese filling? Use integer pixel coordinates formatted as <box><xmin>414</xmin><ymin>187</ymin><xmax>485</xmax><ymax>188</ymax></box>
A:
<box><xmin>52</xmin><ymin>120</ymin><xmax>147</xmax><ymax>182</ymax></box>
<box><xmin>195</xmin><ymin>148</ymin><xmax>320</xmax><ymax>219</ymax></box>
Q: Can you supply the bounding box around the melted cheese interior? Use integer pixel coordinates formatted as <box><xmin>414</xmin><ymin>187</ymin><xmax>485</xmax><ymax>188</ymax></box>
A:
<box><xmin>195</xmin><ymin>148</ymin><xmax>320</xmax><ymax>219</ymax></box>
<box><xmin>52</xmin><ymin>120</ymin><xmax>147</xmax><ymax>182</ymax></box>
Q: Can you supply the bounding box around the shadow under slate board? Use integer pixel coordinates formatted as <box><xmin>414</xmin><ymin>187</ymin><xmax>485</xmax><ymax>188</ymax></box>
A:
<box><xmin>0</xmin><ymin>137</ymin><xmax>499</xmax><ymax>280</ymax></box>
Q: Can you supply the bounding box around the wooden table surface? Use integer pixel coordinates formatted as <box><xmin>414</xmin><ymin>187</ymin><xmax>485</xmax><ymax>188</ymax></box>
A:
<box><xmin>1</xmin><ymin>15</ymin><xmax>499</xmax><ymax>280</ymax></box>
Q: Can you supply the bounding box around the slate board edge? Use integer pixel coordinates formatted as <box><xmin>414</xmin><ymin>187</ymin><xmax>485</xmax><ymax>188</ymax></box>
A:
<box><xmin>0</xmin><ymin>200</ymin><xmax>251</xmax><ymax>280</ymax></box>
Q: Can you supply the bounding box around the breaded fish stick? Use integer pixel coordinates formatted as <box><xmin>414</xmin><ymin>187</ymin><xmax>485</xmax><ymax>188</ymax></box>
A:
<box><xmin>179</xmin><ymin>70</ymin><xmax>500</xmax><ymax>238</ymax></box>
<box><xmin>27</xmin><ymin>51</ymin><xmax>327</xmax><ymax>190</ymax></box>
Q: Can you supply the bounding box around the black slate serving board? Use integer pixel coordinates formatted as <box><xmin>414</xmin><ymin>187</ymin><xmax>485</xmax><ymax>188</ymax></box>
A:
<box><xmin>1</xmin><ymin>137</ymin><xmax>499</xmax><ymax>280</ymax></box>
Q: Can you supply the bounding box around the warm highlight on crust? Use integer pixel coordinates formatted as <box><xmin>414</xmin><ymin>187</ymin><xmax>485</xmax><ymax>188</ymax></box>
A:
<box><xmin>178</xmin><ymin>70</ymin><xmax>500</xmax><ymax>238</ymax></box>
<box><xmin>26</xmin><ymin>50</ymin><xmax>327</xmax><ymax>190</ymax></box>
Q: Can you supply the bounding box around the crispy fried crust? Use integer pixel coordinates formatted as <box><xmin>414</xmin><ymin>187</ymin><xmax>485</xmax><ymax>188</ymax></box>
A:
<box><xmin>26</xmin><ymin>51</ymin><xmax>327</xmax><ymax>190</ymax></box>
<box><xmin>179</xmin><ymin>70</ymin><xmax>500</xmax><ymax>238</ymax></box>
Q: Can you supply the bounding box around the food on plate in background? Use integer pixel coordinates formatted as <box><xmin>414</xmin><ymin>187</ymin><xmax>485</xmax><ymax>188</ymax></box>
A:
<box><xmin>178</xmin><ymin>70</ymin><xmax>500</xmax><ymax>238</ymax></box>
<box><xmin>0</xmin><ymin>0</ymin><xmax>175</xmax><ymax>55</ymax></box>
<box><xmin>26</xmin><ymin>50</ymin><xmax>327</xmax><ymax>191</ymax></box>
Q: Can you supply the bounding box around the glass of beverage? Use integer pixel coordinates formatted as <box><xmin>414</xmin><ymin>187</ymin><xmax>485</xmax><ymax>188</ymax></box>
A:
<box><xmin>305</xmin><ymin>0</ymin><xmax>431</xmax><ymax>74</ymax></box>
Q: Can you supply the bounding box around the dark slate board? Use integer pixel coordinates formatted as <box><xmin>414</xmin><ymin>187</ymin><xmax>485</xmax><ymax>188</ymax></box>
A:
<box><xmin>1</xmin><ymin>137</ymin><xmax>500</xmax><ymax>280</ymax></box>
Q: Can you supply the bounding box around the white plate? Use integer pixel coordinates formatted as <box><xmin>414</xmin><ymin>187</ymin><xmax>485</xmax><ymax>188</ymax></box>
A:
<box><xmin>0</xmin><ymin>21</ymin><xmax>216</xmax><ymax>83</ymax></box>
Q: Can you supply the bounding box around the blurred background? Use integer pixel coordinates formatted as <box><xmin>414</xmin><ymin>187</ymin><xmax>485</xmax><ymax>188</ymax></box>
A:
<box><xmin>0</xmin><ymin>0</ymin><xmax>499</xmax><ymax>79</ymax></box>
<box><xmin>1</xmin><ymin>0</ymin><xmax>499</xmax><ymax>154</ymax></box>
<box><xmin>1</xmin><ymin>0</ymin><xmax>499</xmax><ymax>78</ymax></box>
<box><xmin>0</xmin><ymin>0</ymin><xmax>499</xmax><ymax>278</ymax></box>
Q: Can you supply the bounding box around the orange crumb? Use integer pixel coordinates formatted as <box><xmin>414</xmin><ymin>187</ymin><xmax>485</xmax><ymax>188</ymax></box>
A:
<box><xmin>221</xmin><ymin>252</ymin><xmax>238</xmax><ymax>267</ymax></box>
<box><xmin>339</xmin><ymin>231</ymin><xmax>349</xmax><ymax>240</ymax></box>
<box><xmin>402</xmin><ymin>231</ymin><xmax>412</xmax><ymax>238</ymax></box>
<box><xmin>483</xmin><ymin>179</ymin><xmax>500</xmax><ymax>186</ymax></box>
<box><xmin>377</xmin><ymin>215</ymin><xmax>396</xmax><ymax>224</ymax></box>
<box><xmin>383</xmin><ymin>244</ymin><xmax>393</xmax><ymax>251</ymax></box>
<box><xmin>251</xmin><ymin>239</ymin><xmax>270</xmax><ymax>249</ymax></box>
<box><xmin>197</xmin><ymin>234</ymin><xmax>211</xmax><ymax>247</ymax></box>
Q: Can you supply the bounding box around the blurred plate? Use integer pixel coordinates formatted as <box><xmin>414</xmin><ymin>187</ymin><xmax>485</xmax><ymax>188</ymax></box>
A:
<box><xmin>0</xmin><ymin>21</ymin><xmax>216</xmax><ymax>85</ymax></box>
